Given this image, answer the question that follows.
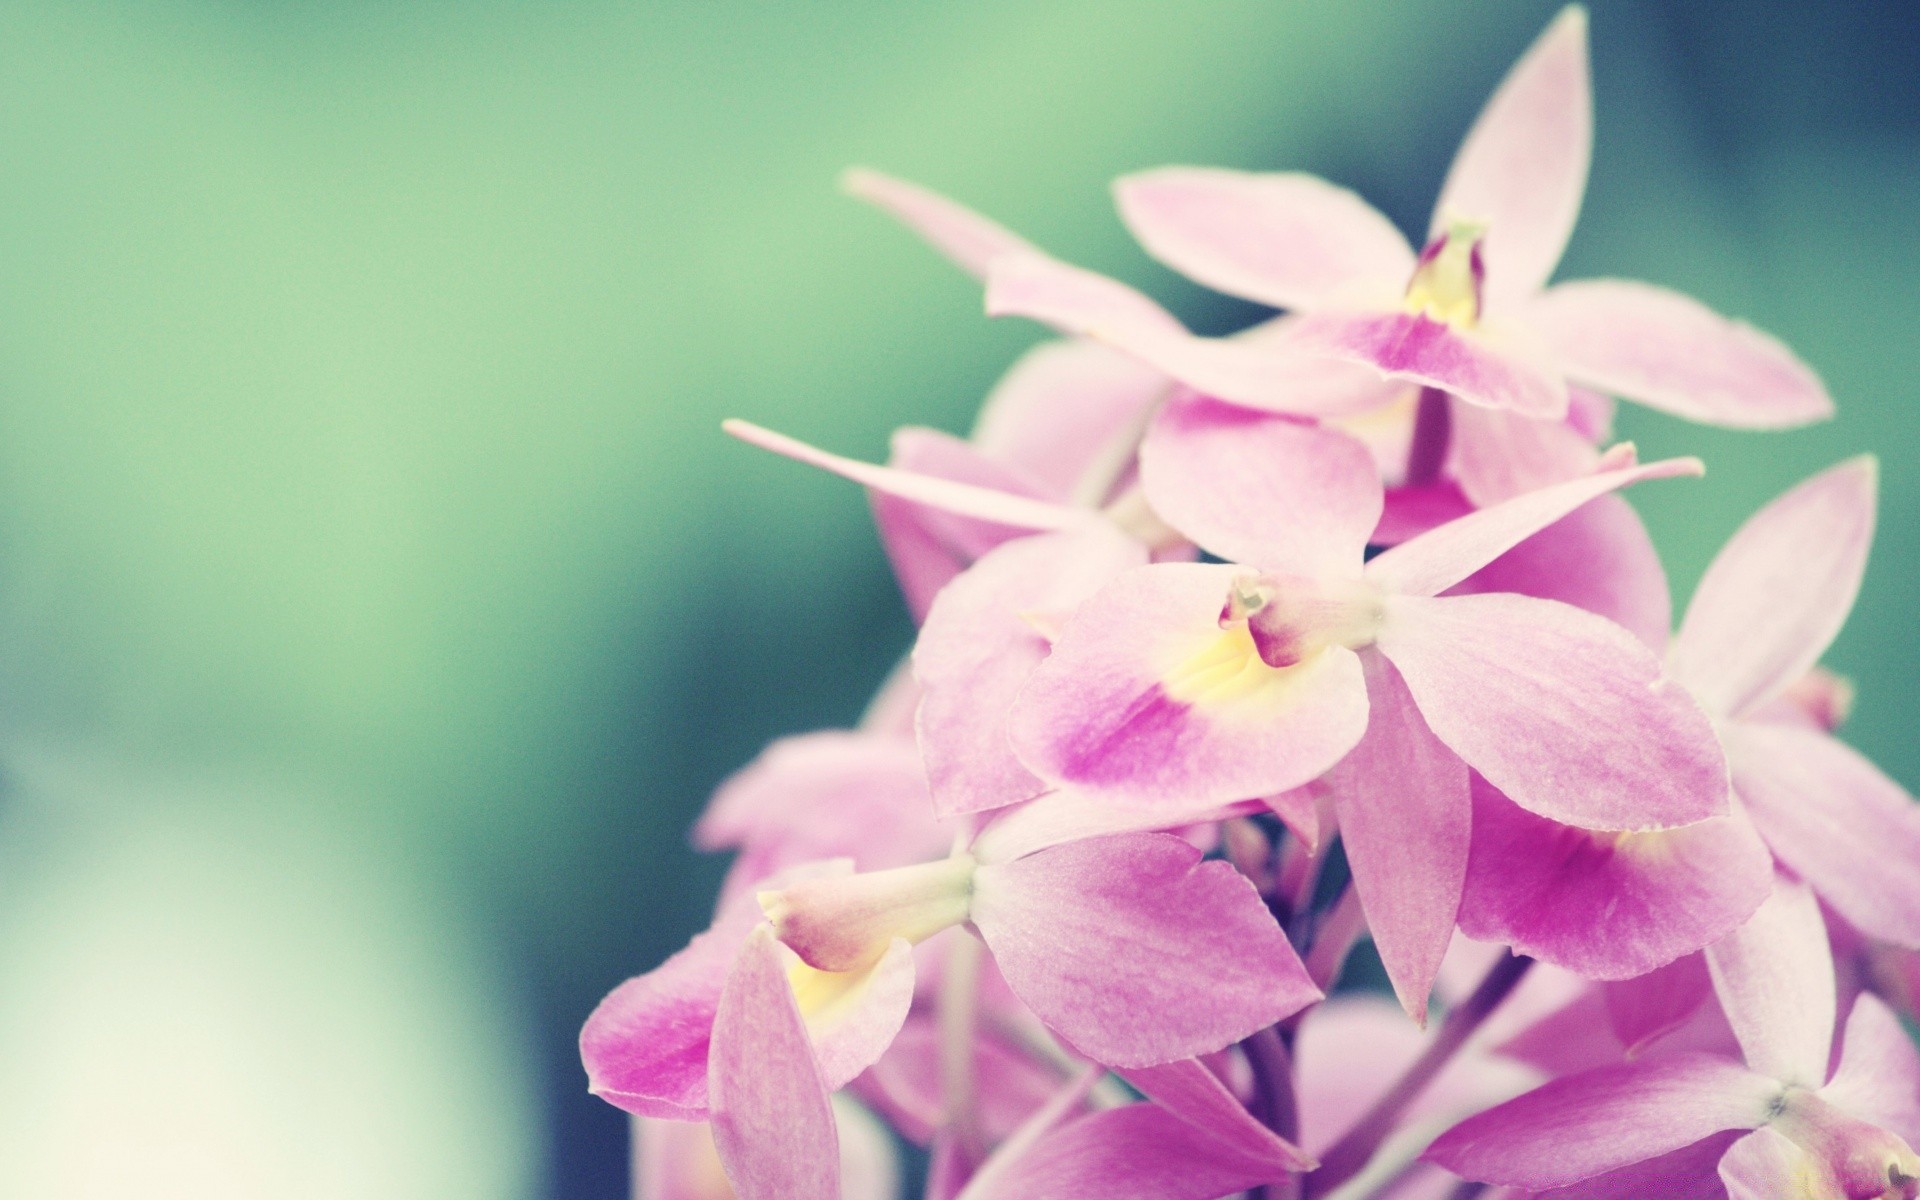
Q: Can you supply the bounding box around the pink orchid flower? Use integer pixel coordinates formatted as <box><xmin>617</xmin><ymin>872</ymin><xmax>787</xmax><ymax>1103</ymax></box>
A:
<box><xmin>1427</xmin><ymin>879</ymin><xmax>1920</xmax><ymax>1198</ymax></box>
<box><xmin>630</xmin><ymin>1096</ymin><xmax>897</xmax><ymax>1200</ymax></box>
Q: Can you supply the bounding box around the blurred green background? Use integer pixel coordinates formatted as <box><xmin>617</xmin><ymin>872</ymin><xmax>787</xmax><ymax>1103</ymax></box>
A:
<box><xmin>0</xmin><ymin>0</ymin><xmax>1909</xmax><ymax>1195</ymax></box>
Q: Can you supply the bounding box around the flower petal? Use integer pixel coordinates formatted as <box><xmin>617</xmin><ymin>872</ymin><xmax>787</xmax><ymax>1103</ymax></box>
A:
<box><xmin>1007</xmin><ymin>563</ymin><xmax>1370</xmax><ymax>809</ymax></box>
<box><xmin>1522</xmin><ymin>279</ymin><xmax>1832</xmax><ymax>427</ymax></box>
<box><xmin>1820</xmin><ymin>995</ymin><xmax>1920</xmax><ymax>1144</ymax></box>
<box><xmin>1280</xmin><ymin>309</ymin><xmax>1568</xmax><ymax>418</ymax></box>
<box><xmin>841</xmin><ymin>167</ymin><xmax>1036</xmax><ymax>279</ymax></box>
<box><xmin>1138</xmin><ymin>393</ymin><xmax>1380</xmax><ymax>576</ymax></box>
<box><xmin>708</xmin><ymin>926</ymin><xmax>840</xmax><ymax>1200</ymax></box>
<box><xmin>1120</xmin><ymin>1058</ymin><xmax>1314</xmax><ymax>1172</ymax></box>
<box><xmin>1423</xmin><ymin>1053</ymin><xmax>1776</xmax><ymax>1189</ymax></box>
<box><xmin>1669</xmin><ymin>456</ymin><xmax>1876</xmax><ymax>718</ymax></box>
<box><xmin>969</xmin><ymin>833</ymin><xmax>1318</xmax><ymax>1067</ymax></box>
<box><xmin>1704</xmin><ymin>876</ymin><xmax>1836</xmax><ymax>1088</ymax></box>
<box><xmin>969</xmin><ymin>338</ymin><xmax>1168</xmax><ymax>505</ymax></box>
<box><xmin>968</xmin><ymin>788</ymin><xmax>1261</xmax><ymax>866</ymax></box>
<box><xmin>1533</xmin><ymin>1131</ymin><xmax>1744</xmax><ymax>1200</ymax></box>
<box><xmin>958</xmin><ymin>1103</ymin><xmax>1303</xmax><ymax>1200</ymax></box>
<box><xmin>1431</xmin><ymin>6</ymin><xmax>1591</xmax><ymax>305</ymax></box>
<box><xmin>1367</xmin><ymin>454</ymin><xmax>1700</xmax><ymax>599</ymax></box>
<box><xmin>915</xmin><ymin>527</ymin><xmax>1148</xmax><ymax>817</ymax></box>
<box><xmin>1444</xmin><ymin>397</ymin><xmax>1600</xmax><ymax>508</ymax></box>
<box><xmin>1376</xmin><ymin>592</ymin><xmax>1728</xmax><ymax>830</ymax></box>
<box><xmin>1114</xmin><ymin>166</ymin><xmax>1414</xmax><ymax>311</ymax></box>
<box><xmin>1717</xmin><ymin>1127</ymin><xmax>1810</xmax><ymax>1200</ymax></box>
<box><xmin>1328</xmin><ymin>651</ymin><xmax>1470</xmax><ymax>1020</ymax></box>
<box><xmin>852</xmin><ymin>1016</ymin><xmax>1059</xmax><ymax>1148</ymax></box>
<box><xmin>1604</xmin><ymin>953</ymin><xmax>1714</xmax><ymax>1055</ymax></box>
<box><xmin>1458</xmin><ymin>777</ymin><xmax>1771</xmax><ymax>980</ymax></box>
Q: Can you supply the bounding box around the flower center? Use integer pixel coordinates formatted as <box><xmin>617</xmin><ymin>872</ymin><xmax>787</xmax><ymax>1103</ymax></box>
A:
<box><xmin>1404</xmin><ymin>219</ymin><xmax>1488</xmax><ymax>327</ymax></box>
<box><xmin>1218</xmin><ymin>571</ymin><xmax>1385</xmax><ymax>669</ymax></box>
<box><xmin>1774</xmin><ymin>1089</ymin><xmax>1920</xmax><ymax>1200</ymax></box>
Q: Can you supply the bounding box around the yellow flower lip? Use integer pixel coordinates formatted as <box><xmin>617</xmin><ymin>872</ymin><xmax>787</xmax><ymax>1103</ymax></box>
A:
<box><xmin>1405</xmin><ymin>217</ymin><xmax>1489</xmax><ymax>327</ymax></box>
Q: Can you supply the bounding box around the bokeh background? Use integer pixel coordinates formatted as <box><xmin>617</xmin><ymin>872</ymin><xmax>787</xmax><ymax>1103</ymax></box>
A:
<box><xmin>0</xmin><ymin>0</ymin><xmax>1910</xmax><ymax>1195</ymax></box>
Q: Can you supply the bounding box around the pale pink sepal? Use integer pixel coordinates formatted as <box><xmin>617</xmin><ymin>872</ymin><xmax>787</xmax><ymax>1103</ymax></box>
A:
<box><xmin>800</xmin><ymin>937</ymin><xmax>918</xmax><ymax>1089</ymax></box>
<box><xmin>1280</xmin><ymin>309</ymin><xmax>1567</xmax><ymax>419</ymax></box>
<box><xmin>1533</xmin><ymin>1131</ymin><xmax>1744</xmax><ymax>1200</ymax></box>
<box><xmin>1367</xmin><ymin>453</ymin><xmax>1701</xmax><ymax>599</ymax></box>
<box><xmin>1458</xmin><ymin>777</ymin><xmax>1770</xmax><ymax>979</ymax></box>
<box><xmin>958</xmin><ymin>1102</ymin><xmax>1304</xmax><ymax>1200</ymax></box>
<box><xmin>969</xmin><ymin>338</ymin><xmax>1168</xmax><ymax>505</ymax></box>
<box><xmin>1138</xmin><ymin>393</ymin><xmax>1381</xmax><ymax>576</ymax></box>
<box><xmin>1822</xmin><ymin>995</ymin><xmax>1920</xmax><ymax>1144</ymax></box>
<box><xmin>968</xmin><ymin>833</ymin><xmax>1319</xmax><ymax>1067</ymax></box>
<box><xmin>1114</xmin><ymin>166</ymin><xmax>1413</xmax><ymax>311</ymax></box>
<box><xmin>1376</xmin><ymin>592</ymin><xmax>1728</xmax><ymax>830</ymax></box>
<box><xmin>841</xmin><ymin>167</ymin><xmax>1036</xmax><ymax>280</ymax></box>
<box><xmin>708</xmin><ymin>926</ymin><xmax>840</xmax><ymax>1200</ymax></box>
<box><xmin>914</xmin><ymin>527</ymin><xmax>1148</xmax><ymax>817</ymax></box>
<box><xmin>1328</xmin><ymin>651</ymin><xmax>1470</xmax><ymax>1021</ymax></box>
<box><xmin>1669</xmin><ymin>456</ymin><xmax>1876</xmax><ymax>718</ymax></box>
<box><xmin>1120</xmin><ymin>1058</ymin><xmax>1315</xmax><ymax>1171</ymax></box>
<box><xmin>1704</xmin><ymin>876</ymin><xmax>1836</xmax><ymax>1088</ymax></box>
<box><xmin>1731</xmin><ymin>722</ymin><xmax>1920</xmax><ymax>949</ymax></box>
<box><xmin>1523</xmin><ymin>279</ymin><xmax>1833</xmax><ymax>427</ymax></box>
<box><xmin>1423</xmin><ymin>1053</ymin><xmax>1777</xmax><ymax>1189</ymax></box>
<box><xmin>1007</xmin><ymin>562</ymin><xmax>1369</xmax><ymax>808</ymax></box>
<box><xmin>1444</xmin><ymin>399</ymin><xmax>1600</xmax><ymax>508</ymax></box>
<box><xmin>968</xmin><ymin>788</ymin><xmax>1262</xmax><ymax>866</ymax></box>
<box><xmin>1717</xmin><ymin>1127</ymin><xmax>1809</xmax><ymax>1200</ymax></box>
<box><xmin>1432</xmin><ymin>6</ymin><xmax>1591</xmax><ymax>306</ymax></box>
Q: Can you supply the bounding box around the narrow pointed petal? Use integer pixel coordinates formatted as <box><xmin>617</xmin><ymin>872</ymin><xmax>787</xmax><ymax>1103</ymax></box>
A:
<box><xmin>1328</xmin><ymin>652</ymin><xmax>1470</xmax><ymax>1020</ymax></box>
<box><xmin>985</xmin><ymin>252</ymin><xmax>1402</xmax><ymax>416</ymax></box>
<box><xmin>1120</xmin><ymin>1058</ymin><xmax>1315</xmax><ymax>1171</ymax></box>
<box><xmin>1138</xmin><ymin>393</ymin><xmax>1381</xmax><ymax>576</ymax></box>
<box><xmin>724</xmin><ymin>419</ymin><xmax>1098</xmax><ymax>532</ymax></box>
<box><xmin>1432</xmin><ymin>6</ymin><xmax>1591</xmax><ymax>304</ymax></box>
<box><xmin>915</xmin><ymin>527</ymin><xmax>1148</xmax><ymax>817</ymax></box>
<box><xmin>959</xmin><ymin>1103</ymin><xmax>1303</xmax><ymax>1200</ymax></box>
<box><xmin>1114</xmin><ymin>166</ymin><xmax>1414</xmax><ymax>311</ymax></box>
<box><xmin>1445</xmin><ymin>398</ymin><xmax>1600</xmax><ymax>508</ymax></box>
<box><xmin>1280</xmin><ymin>309</ymin><xmax>1568</xmax><ymax>418</ymax></box>
<box><xmin>1376</xmin><ymin>593</ymin><xmax>1728</xmax><ymax>830</ymax></box>
<box><xmin>969</xmin><ymin>788</ymin><xmax>1262</xmax><ymax>866</ymax></box>
<box><xmin>1368</xmin><ymin>454</ymin><xmax>1700</xmax><ymax>598</ymax></box>
<box><xmin>708</xmin><ymin>927</ymin><xmax>839</xmax><ymax>1200</ymax></box>
<box><xmin>1730</xmin><ymin>722</ymin><xmax>1920</xmax><ymax>949</ymax></box>
<box><xmin>1670</xmin><ymin>456</ymin><xmax>1877</xmax><ymax>718</ymax></box>
<box><xmin>841</xmin><ymin>167</ymin><xmax>1036</xmax><ymax>279</ymax></box>
<box><xmin>1705</xmin><ymin>877</ymin><xmax>1836</xmax><ymax>1088</ymax></box>
<box><xmin>1605</xmin><ymin>954</ymin><xmax>1714</xmax><ymax>1054</ymax></box>
<box><xmin>1821</xmin><ymin>995</ymin><xmax>1920</xmax><ymax>1143</ymax></box>
<box><xmin>1448</xmin><ymin>492</ymin><xmax>1670</xmax><ymax>653</ymax></box>
<box><xmin>1534</xmin><ymin>1131</ymin><xmax>1744</xmax><ymax>1200</ymax></box>
<box><xmin>1524</xmin><ymin>279</ymin><xmax>1833</xmax><ymax>427</ymax></box>
<box><xmin>1423</xmin><ymin>1054</ymin><xmax>1777</xmax><ymax>1189</ymax></box>
<box><xmin>1458</xmin><ymin>778</ymin><xmax>1771</xmax><ymax>979</ymax></box>
<box><xmin>969</xmin><ymin>338</ymin><xmax>1168</xmax><ymax>505</ymax></box>
<box><xmin>969</xmin><ymin>833</ymin><xmax>1319</xmax><ymax>1067</ymax></box>
<box><xmin>1007</xmin><ymin>562</ymin><xmax>1370</xmax><ymax>808</ymax></box>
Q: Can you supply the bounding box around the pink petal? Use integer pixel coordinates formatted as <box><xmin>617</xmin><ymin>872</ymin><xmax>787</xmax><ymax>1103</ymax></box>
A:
<box><xmin>1431</xmin><ymin>6</ymin><xmax>1591</xmax><ymax>305</ymax></box>
<box><xmin>985</xmin><ymin>252</ymin><xmax>1404</xmax><ymax>416</ymax></box>
<box><xmin>635</xmin><ymin>1101</ymin><xmax>897</xmax><ymax>1200</ymax></box>
<box><xmin>1423</xmin><ymin>1053</ymin><xmax>1777</xmax><ymax>1189</ymax></box>
<box><xmin>1328</xmin><ymin>651</ymin><xmax>1471</xmax><ymax>1020</ymax></box>
<box><xmin>1444</xmin><ymin>397</ymin><xmax>1600</xmax><ymax>508</ymax></box>
<box><xmin>1376</xmin><ymin>480</ymin><xmax>1474</xmax><ymax>545</ymax></box>
<box><xmin>1120</xmin><ymin>1058</ymin><xmax>1314</xmax><ymax>1171</ymax></box>
<box><xmin>1704</xmin><ymin>876</ymin><xmax>1836</xmax><ymax>1088</ymax></box>
<box><xmin>1717</xmin><ymin>1127</ymin><xmax>1808</xmax><ymax>1200</ymax></box>
<box><xmin>1729</xmin><ymin>722</ymin><xmax>1920</xmax><ymax>950</ymax></box>
<box><xmin>1367</xmin><ymin>454</ymin><xmax>1701</xmax><ymax>598</ymax></box>
<box><xmin>1007</xmin><ymin>562</ymin><xmax>1370</xmax><ymax>808</ymax></box>
<box><xmin>969</xmin><ymin>789</ymin><xmax>1262</xmax><ymax>866</ymax></box>
<box><xmin>796</xmin><ymin>937</ymin><xmax>919</xmax><ymax>1092</ymax></box>
<box><xmin>1280</xmin><ymin>309</ymin><xmax>1568</xmax><ymax>419</ymax></box>
<box><xmin>1138</xmin><ymin>393</ymin><xmax>1381</xmax><ymax>576</ymax></box>
<box><xmin>1523</xmin><ymin>279</ymin><xmax>1833</xmax><ymax>427</ymax></box>
<box><xmin>708</xmin><ymin>926</ymin><xmax>840</xmax><ymax>1200</ymax></box>
<box><xmin>1669</xmin><ymin>456</ymin><xmax>1877</xmax><ymax>719</ymax></box>
<box><xmin>914</xmin><ymin>527</ymin><xmax>1148</xmax><ymax>817</ymax></box>
<box><xmin>1533</xmin><ymin>1131</ymin><xmax>1744</xmax><ymax>1200</ymax></box>
<box><xmin>724</xmin><ymin>419</ymin><xmax>1098</xmax><ymax>533</ymax></box>
<box><xmin>959</xmin><ymin>1102</ymin><xmax>1302</xmax><ymax>1200</ymax></box>
<box><xmin>852</xmin><ymin>1016</ymin><xmax>1059</xmax><ymax>1147</ymax></box>
<box><xmin>1114</xmin><ymin>166</ymin><xmax>1414</xmax><ymax>311</ymax></box>
<box><xmin>841</xmin><ymin>167</ymin><xmax>1036</xmax><ymax>279</ymax></box>
<box><xmin>1447</xmin><ymin>492</ymin><xmax>1671</xmax><ymax>653</ymax></box>
<box><xmin>969</xmin><ymin>338</ymin><xmax>1168</xmax><ymax>505</ymax></box>
<box><xmin>1457</xmin><ymin>777</ymin><xmax>1771</xmax><ymax>980</ymax></box>
<box><xmin>1376</xmin><ymin>592</ymin><xmax>1728</xmax><ymax>830</ymax></box>
<box><xmin>1820</xmin><ymin>995</ymin><xmax>1920</xmax><ymax>1144</ymax></box>
<box><xmin>1604</xmin><ymin>953</ymin><xmax>1714</xmax><ymax>1055</ymax></box>
<box><xmin>969</xmin><ymin>833</ymin><xmax>1319</xmax><ymax>1067</ymax></box>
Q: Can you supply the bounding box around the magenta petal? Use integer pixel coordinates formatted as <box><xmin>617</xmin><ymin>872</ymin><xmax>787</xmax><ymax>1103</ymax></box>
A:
<box><xmin>969</xmin><ymin>833</ymin><xmax>1318</xmax><ymax>1067</ymax></box>
<box><xmin>915</xmin><ymin>527</ymin><xmax>1148</xmax><ymax>817</ymax></box>
<box><xmin>800</xmin><ymin>937</ymin><xmax>918</xmax><ymax>1091</ymax></box>
<box><xmin>970</xmin><ymin>338</ymin><xmax>1168</xmax><ymax>505</ymax></box>
<box><xmin>1669</xmin><ymin>456</ymin><xmax>1877</xmax><ymax>719</ymax></box>
<box><xmin>1120</xmin><ymin>1058</ymin><xmax>1314</xmax><ymax>1172</ymax></box>
<box><xmin>1604</xmin><ymin>953</ymin><xmax>1714</xmax><ymax>1054</ymax></box>
<box><xmin>853</xmin><ymin>1017</ymin><xmax>1058</xmax><ymax>1147</ymax></box>
<box><xmin>1423</xmin><ymin>1053</ymin><xmax>1776</xmax><ymax>1189</ymax></box>
<box><xmin>1114</xmin><ymin>166</ymin><xmax>1413</xmax><ymax>311</ymax></box>
<box><xmin>1534</xmin><ymin>1131</ymin><xmax>1743</xmax><ymax>1200</ymax></box>
<box><xmin>1280</xmin><ymin>308</ymin><xmax>1567</xmax><ymax>418</ymax></box>
<box><xmin>1008</xmin><ymin>562</ymin><xmax>1369</xmax><ymax>808</ymax></box>
<box><xmin>1367</xmin><ymin>454</ymin><xmax>1700</xmax><ymax>599</ymax></box>
<box><xmin>969</xmin><ymin>789</ymin><xmax>1262</xmax><ymax>866</ymax></box>
<box><xmin>1432</xmin><ymin>7</ymin><xmax>1591</xmax><ymax>305</ymax></box>
<box><xmin>961</xmin><ymin>1103</ymin><xmax>1301</xmax><ymax>1200</ymax></box>
<box><xmin>1445</xmin><ymin>398</ymin><xmax>1599</xmax><ymax>508</ymax></box>
<box><xmin>1704</xmin><ymin>877</ymin><xmax>1836</xmax><ymax>1088</ymax></box>
<box><xmin>708</xmin><ymin>927</ymin><xmax>839</xmax><ymax>1200</ymax></box>
<box><xmin>1447</xmin><ymin>492</ymin><xmax>1671</xmax><ymax>653</ymax></box>
<box><xmin>1458</xmin><ymin>777</ymin><xmax>1771</xmax><ymax>980</ymax></box>
<box><xmin>1376</xmin><ymin>593</ymin><xmax>1728</xmax><ymax>830</ymax></box>
<box><xmin>1328</xmin><ymin>652</ymin><xmax>1470</xmax><ymax>1020</ymax></box>
<box><xmin>1138</xmin><ymin>393</ymin><xmax>1381</xmax><ymax>576</ymax></box>
<box><xmin>1730</xmin><ymin>722</ymin><xmax>1920</xmax><ymax>949</ymax></box>
<box><xmin>1821</xmin><ymin>995</ymin><xmax>1920</xmax><ymax>1144</ymax></box>
<box><xmin>841</xmin><ymin>167</ymin><xmax>1036</xmax><ymax>280</ymax></box>
<box><xmin>1523</xmin><ymin>278</ymin><xmax>1833</xmax><ymax>427</ymax></box>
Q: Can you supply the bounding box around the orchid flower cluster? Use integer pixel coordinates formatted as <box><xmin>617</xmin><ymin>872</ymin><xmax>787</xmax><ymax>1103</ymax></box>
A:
<box><xmin>582</xmin><ymin>10</ymin><xmax>1920</xmax><ymax>1199</ymax></box>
